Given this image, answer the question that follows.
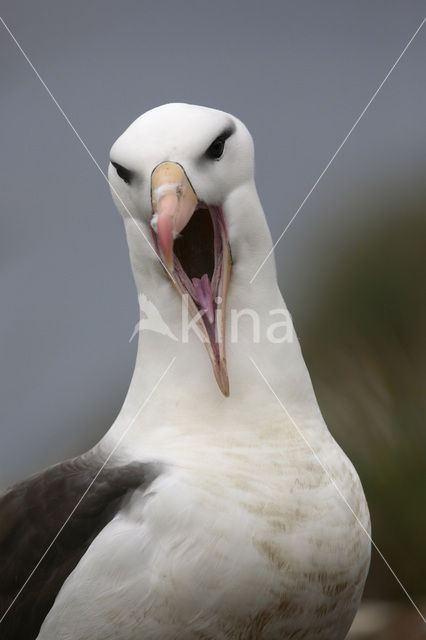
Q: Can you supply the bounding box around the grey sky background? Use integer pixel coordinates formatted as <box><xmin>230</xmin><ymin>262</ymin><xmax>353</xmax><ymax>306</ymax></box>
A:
<box><xmin>1</xmin><ymin>1</ymin><xmax>425</xmax><ymax>485</ymax></box>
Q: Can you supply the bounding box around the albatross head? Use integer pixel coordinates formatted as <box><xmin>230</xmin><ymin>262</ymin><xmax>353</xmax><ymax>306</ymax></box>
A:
<box><xmin>108</xmin><ymin>103</ymin><xmax>273</xmax><ymax>398</ymax></box>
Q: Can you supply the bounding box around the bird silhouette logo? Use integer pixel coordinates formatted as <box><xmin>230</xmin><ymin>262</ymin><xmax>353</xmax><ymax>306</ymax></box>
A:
<box><xmin>129</xmin><ymin>294</ymin><xmax>178</xmax><ymax>342</ymax></box>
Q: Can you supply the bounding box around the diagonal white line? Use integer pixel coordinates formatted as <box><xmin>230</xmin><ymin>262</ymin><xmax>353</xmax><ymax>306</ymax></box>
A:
<box><xmin>0</xmin><ymin>356</ymin><xmax>176</xmax><ymax>626</ymax></box>
<box><xmin>250</xmin><ymin>356</ymin><xmax>426</xmax><ymax>625</ymax></box>
<box><xmin>250</xmin><ymin>16</ymin><xmax>426</xmax><ymax>283</ymax></box>
<box><xmin>0</xmin><ymin>15</ymin><xmax>174</xmax><ymax>281</ymax></box>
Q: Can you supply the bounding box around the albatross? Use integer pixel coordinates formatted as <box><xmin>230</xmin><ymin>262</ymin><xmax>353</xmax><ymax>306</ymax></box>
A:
<box><xmin>0</xmin><ymin>103</ymin><xmax>371</xmax><ymax>639</ymax></box>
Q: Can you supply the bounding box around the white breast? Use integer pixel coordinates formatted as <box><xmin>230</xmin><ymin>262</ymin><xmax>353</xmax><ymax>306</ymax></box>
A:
<box><xmin>37</xmin><ymin>423</ymin><xmax>370</xmax><ymax>640</ymax></box>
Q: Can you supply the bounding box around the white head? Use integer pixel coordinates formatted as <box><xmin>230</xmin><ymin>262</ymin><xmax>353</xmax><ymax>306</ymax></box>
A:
<box><xmin>108</xmin><ymin>103</ymin><xmax>277</xmax><ymax>397</ymax></box>
<box><xmin>109</xmin><ymin>103</ymin><xmax>255</xmax><ymax>223</ymax></box>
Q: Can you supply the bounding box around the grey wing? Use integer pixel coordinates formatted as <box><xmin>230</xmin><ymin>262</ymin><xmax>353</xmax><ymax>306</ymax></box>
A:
<box><xmin>0</xmin><ymin>451</ymin><xmax>156</xmax><ymax>640</ymax></box>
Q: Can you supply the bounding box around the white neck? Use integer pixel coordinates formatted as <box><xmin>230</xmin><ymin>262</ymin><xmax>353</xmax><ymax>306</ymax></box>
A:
<box><xmin>103</xmin><ymin>184</ymin><xmax>323</xmax><ymax>446</ymax></box>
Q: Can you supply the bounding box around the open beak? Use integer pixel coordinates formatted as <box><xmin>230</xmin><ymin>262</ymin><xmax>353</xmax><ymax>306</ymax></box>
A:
<box><xmin>151</xmin><ymin>161</ymin><xmax>231</xmax><ymax>396</ymax></box>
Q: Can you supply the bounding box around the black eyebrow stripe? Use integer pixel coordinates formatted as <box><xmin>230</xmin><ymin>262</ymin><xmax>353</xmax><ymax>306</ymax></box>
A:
<box><xmin>111</xmin><ymin>161</ymin><xmax>134</xmax><ymax>184</ymax></box>
<box><xmin>201</xmin><ymin>123</ymin><xmax>236</xmax><ymax>160</ymax></box>
<box><xmin>210</xmin><ymin>124</ymin><xmax>235</xmax><ymax>144</ymax></box>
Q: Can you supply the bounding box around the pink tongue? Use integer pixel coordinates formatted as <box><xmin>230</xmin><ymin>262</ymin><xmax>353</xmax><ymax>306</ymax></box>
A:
<box><xmin>192</xmin><ymin>274</ymin><xmax>214</xmax><ymax>324</ymax></box>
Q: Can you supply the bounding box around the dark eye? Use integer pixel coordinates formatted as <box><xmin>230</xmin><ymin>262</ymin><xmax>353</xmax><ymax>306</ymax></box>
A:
<box><xmin>111</xmin><ymin>161</ymin><xmax>133</xmax><ymax>184</ymax></box>
<box><xmin>204</xmin><ymin>126</ymin><xmax>234</xmax><ymax>161</ymax></box>
<box><xmin>205</xmin><ymin>135</ymin><xmax>226</xmax><ymax>160</ymax></box>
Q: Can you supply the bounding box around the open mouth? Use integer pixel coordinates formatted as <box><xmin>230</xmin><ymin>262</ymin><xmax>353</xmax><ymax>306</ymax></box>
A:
<box><xmin>150</xmin><ymin>162</ymin><xmax>231</xmax><ymax>396</ymax></box>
